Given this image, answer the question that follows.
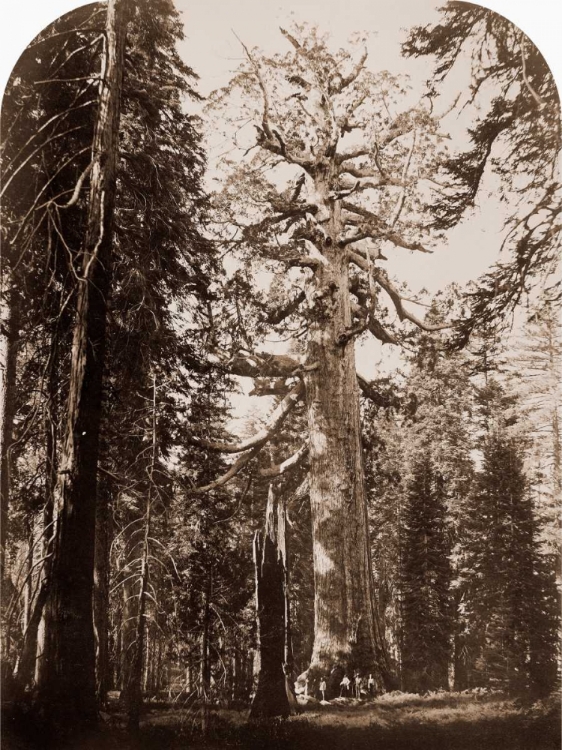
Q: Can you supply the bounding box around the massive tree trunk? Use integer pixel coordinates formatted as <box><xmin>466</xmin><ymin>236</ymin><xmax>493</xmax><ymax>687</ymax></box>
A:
<box><xmin>36</xmin><ymin>0</ymin><xmax>128</xmax><ymax>729</ymax></box>
<box><xmin>303</xmin><ymin>174</ymin><xmax>394</xmax><ymax>694</ymax></box>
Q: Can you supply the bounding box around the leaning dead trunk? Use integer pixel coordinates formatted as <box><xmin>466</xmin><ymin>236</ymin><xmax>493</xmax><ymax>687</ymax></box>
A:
<box><xmin>250</xmin><ymin>483</ymin><xmax>298</xmax><ymax>719</ymax></box>
<box><xmin>13</xmin><ymin>576</ymin><xmax>49</xmax><ymax>698</ymax></box>
<box><xmin>36</xmin><ymin>0</ymin><xmax>128</xmax><ymax>729</ymax></box>
<box><xmin>303</xmin><ymin>177</ymin><xmax>395</xmax><ymax>695</ymax></box>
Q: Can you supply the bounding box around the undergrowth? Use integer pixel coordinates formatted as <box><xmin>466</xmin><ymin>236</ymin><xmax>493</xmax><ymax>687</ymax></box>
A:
<box><xmin>3</xmin><ymin>690</ymin><xmax>560</xmax><ymax>750</ymax></box>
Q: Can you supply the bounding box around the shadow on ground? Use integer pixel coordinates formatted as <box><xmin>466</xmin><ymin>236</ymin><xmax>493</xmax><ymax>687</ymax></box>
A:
<box><xmin>3</xmin><ymin>691</ymin><xmax>560</xmax><ymax>750</ymax></box>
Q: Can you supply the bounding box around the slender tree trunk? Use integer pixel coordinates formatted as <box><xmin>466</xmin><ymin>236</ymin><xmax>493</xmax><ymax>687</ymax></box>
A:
<box><xmin>551</xmin><ymin>400</ymin><xmax>561</xmax><ymax>580</ymax></box>
<box><xmin>15</xmin><ymin>343</ymin><xmax>59</xmax><ymax>696</ymax></box>
<box><xmin>0</xmin><ymin>283</ymin><xmax>20</xmax><ymax>586</ymax></box>
<box><xmin>94</xmin><ymin>482</ymin><xmax>111</xmax><ymax>705</ymax></box>
<box><xmin>13</xmin><ymin>576</ymin><xmax>49</xmax><ymax>697</ymax></box>
<box><xmin>279</xmin><ymin>497</ymin><xmax>292</xmax><ymax>667</ymax></box>
<box><xmin>451</xmin><ymin>585</ymin><xmax>467</xmax><ymax>691</ymax></box>
<box><xmin>185</xmin><ymin>655</ymin><xmax>191</xmax><ymax>696</ymax></box>
<box><xmin>230</xmin><ymin>649</ymin><xmax>237</xmax><ymax>704</ymax></box>
<box><xmin>36</xmin><ymin>0</ymin><xmax>128</xmax><ymax>729</ymax></box>
<box><xmin>114</xmin><ymin>605</ymin><xmax>123</xmax><ymax>691</ymax></box>
<box><xmin>154</xmin><ymin>635</ymin><xmax>162</xmax><ymax>692</ymax></box>
<box><xmin>22</xmin><ymin>522</ymin><xmax>34</xmax><ymax>633</ymax></box>
<box><xmin>125</xmin><ymin>375</ymin><xmax>157</xmax><ymax>730</ymax></box>
<box><xmin>120</xmin><ymin>541</ymin><xmax>137</xmax><ymax>695</ymax></box>
<box><xmin>200</xmin><ymin>567</ymin><xmax>212</xmax><ymax>735</ymax></box>
<box><xmin>125</xmin><ymin>508</ymin><xmax>149</xmax><ymax>731</ymax></box>
<box><xmin>303</xmin><ymin>179</ymin><xmax>395</xmax><ymax>694</ymax></box>
<box><xmin>34</xmin><ymin>334</ymin><xmax>58</xmax><ymax>688</ymax></box>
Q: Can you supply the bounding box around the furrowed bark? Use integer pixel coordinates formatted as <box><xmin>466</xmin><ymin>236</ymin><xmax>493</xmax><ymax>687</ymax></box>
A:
<box><xmin>303</xmin><ymin>170</ymin><xmax>394</xmax><ymax>695</ymax></box>
<box><xmin>36</xmin><ymin>0</ymin><xmax>128</xmax><ymax>729</ymax></box>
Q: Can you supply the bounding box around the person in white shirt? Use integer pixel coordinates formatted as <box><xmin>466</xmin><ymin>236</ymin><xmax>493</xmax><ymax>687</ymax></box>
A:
<box><xmin>367</xmin><ymin>673</ymin><xmax>375</xmax><ymax>697</ymax></box>
<box><xmin>354</xmin><ymin>672</ymin><xmax>363</xmax><ymax>699</ymax></box>
<box><xmin>319</xmin><ymin>677</ymin><xmax>327</xmax><ymax>701</ymax></box>
<box><xmin>340</xmin><ymin>674</ymin><xmax>351</xmax><ymax>696</ymax></box>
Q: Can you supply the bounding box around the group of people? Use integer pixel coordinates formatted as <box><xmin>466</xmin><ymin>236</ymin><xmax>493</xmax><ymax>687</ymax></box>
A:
<box><xmin>315</xmin><ymin>671</ymin><xmax>376</xmax><ymax>701</ymax></box>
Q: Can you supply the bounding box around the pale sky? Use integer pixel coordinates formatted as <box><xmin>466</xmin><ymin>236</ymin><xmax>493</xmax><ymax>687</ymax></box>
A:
<box><xmin>171</xmin><ymin>0</ymin><xmax>526</xmax><ymax>394</ymax></box>
<box><xmin>1</xmin><ymin>0</ymin><xmax>560</xmax><ymax>421</ymax></box>
<box><xmin>172</xmin><ymin>0</ymin><xmax>524</xmax><ymax>298</ymax></box>
<box><xmin>1</xmin><ymin>1</ymin><xmax>559</xmax><ymax>302</ymax></box>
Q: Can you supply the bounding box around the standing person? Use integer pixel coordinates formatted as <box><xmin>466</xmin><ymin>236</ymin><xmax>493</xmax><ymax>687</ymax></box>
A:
<box><xmin>340</xmin><ymin>674</ymin><xmax>351</xmax><ymax>697</ymax></box>
<box><xmin>367</xmin><ymin>673</ymin><xmax>375</xmax><ymax>698</ymax></box>
<box><xmin>354</xmin><ymin>672</ymin><xmax>363</xmax><ymax>699</ymax></box>
<box><xmin>319</xmin><ymin>677</ymin><xmax>327</xmax><ymax>702</ymax></box>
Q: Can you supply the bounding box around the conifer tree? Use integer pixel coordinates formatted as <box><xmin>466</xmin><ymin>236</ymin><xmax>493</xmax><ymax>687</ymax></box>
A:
<box><xmin>401</xmin><ymin>453</ymin><xmax>451</xmax><ymax>692</ymax></box>
<box><xmin>460</xmin><ymin>383</ymin><xmax>558</xmax><ymax>694</ymax></box>
<box><xmin>202</xmin><ymin>21</ymin><xmax>459</xmax><ymax>689</ymax></box>
<box><xmin>404</xmin><ymin>3</ymin><xmax>561</xmax><ymax>342</ymax></box>
<box><xmin>1</xmin><ymin>0</ymin><xmax>219</xmax><ymax>727</ymax></box>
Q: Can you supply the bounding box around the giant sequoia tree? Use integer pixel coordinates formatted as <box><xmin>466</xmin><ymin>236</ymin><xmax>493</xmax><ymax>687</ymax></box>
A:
<box><xmin>200</xmin><ymin>25</ymin><xmax>461</xmax><ymax>690</ymax></box>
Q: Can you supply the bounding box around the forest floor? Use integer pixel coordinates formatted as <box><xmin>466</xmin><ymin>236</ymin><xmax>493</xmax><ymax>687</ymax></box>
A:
<box><xmin>3</xmin><ymin>690</ymin><xmax>560</xmax><ymax>750</ymax></box>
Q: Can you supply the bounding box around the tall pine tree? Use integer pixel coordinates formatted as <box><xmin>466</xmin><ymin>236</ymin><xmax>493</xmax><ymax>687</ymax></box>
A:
<box><xmin>460</xmin><ymin>383</ymin><xmax>558</xmax><ymax>694</ymax></box>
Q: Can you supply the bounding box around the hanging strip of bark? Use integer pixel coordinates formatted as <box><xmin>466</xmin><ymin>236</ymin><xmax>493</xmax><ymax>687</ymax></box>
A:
<box><xmin>36</xmin><ymin>0</ymin><xmax>129</xmax><ymax>730</ymax></box>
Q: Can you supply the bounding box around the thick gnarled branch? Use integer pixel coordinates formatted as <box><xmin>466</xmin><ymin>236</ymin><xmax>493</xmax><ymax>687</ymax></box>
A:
<box><xmin>265</xmin><ymin>290</ymin><xmax>306</xmax><ymax>325</ymax></box>
<box><xmin>331</xmin><ymin>49</ymin><xmax>368</xmax><ymax>93</ymax></box>
<box><xmin>212</xmin><ymin>350</ymin><xmax>301</xmax><ymax>378</ymax></box>
<box><xmin>259</xmin><ymin>443</ymin><xmax>308</xmax><ymax>477</ymax></box>
<box><xmin>192</xmin><ymin>446</ymin><xmax>262</xmax><ymax>493</ymax></box>
<box><xmin>188</xmin><ymin>382</ymin><xmax>303</xmax><ymax>454</ymax></box>
<box><xmin>348</xmin><ymin>251</ymin><xmax>448</xmax><ymax>332</ymax></box>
